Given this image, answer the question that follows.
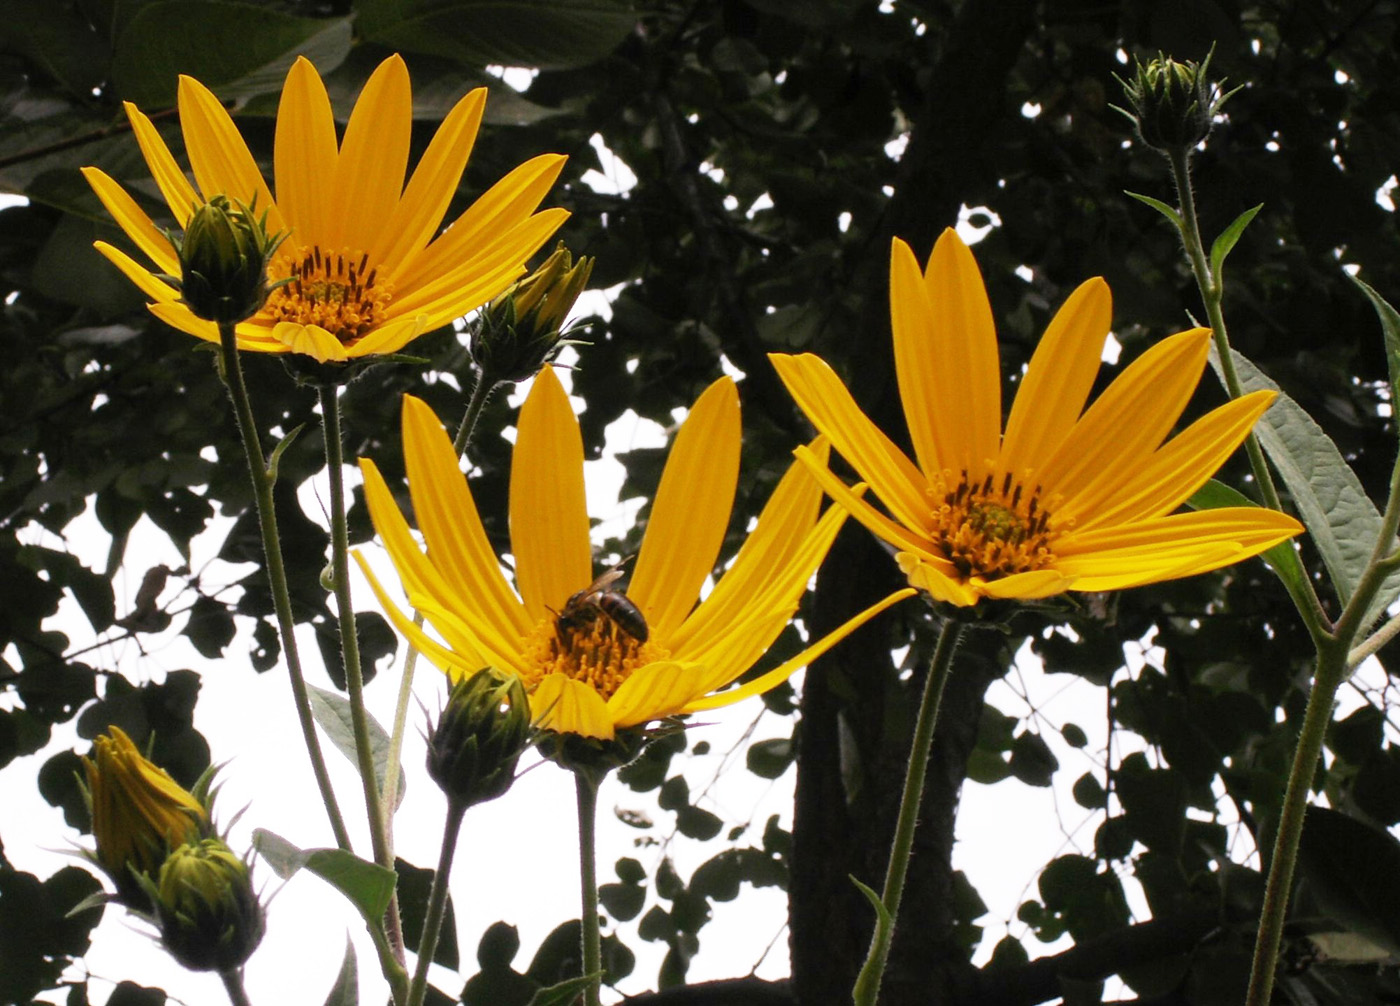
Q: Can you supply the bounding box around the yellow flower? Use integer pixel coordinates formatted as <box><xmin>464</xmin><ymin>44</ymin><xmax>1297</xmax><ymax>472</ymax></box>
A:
<box><xmin>770</xmin><ymin>228</ymin><xmax>1303</xmax><ymax>607</ymax></box>
<box><xmin>83</xmin><ymin>726</ymin><xmax>208</xmax><ymax>882</ymax></box>
<box><xmin>354</xmin><ymin>368</ymin><xmax>912</xmax><ymax>740</ymax></box>
<box><xmin>83</xmin><ymin>54</ymin><xmax>568</xmax><ymax>363</ymax></box>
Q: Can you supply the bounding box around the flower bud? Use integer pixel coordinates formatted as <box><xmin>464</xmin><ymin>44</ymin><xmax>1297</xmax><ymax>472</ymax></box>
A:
<box><xmin>153</xmin><ymin>839</ymin><xmax>265</xmax><ymax>972</ymax></box>
<box><xmin>427</xmin><ymin>668</ymin><xmax>532</xmax><ymax>808</ymax></box>
<box><xmin>82</xmin><ymin>726</ymin><xmax>209</xmax><ymax>904</ymax></box>
<box><xmin>1115</xmin><ymin>50</ymin><xmax>1232</xmax><ymax>155</ymax></box>
<box><xmin>175</xmin><ymin>195</ymin><xmax>285</xmax><ymax>324</ymax></box>
<box><xmin>469</xmin><ymin>243</ymin><xmax>594</xmax><ymax>384</ymax></box>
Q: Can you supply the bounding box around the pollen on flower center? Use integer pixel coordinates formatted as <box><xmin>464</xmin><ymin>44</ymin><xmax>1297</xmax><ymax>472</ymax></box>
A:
<box><xmin>263</xmin><ymin>244</ymin><xmax>393</xmax><ymax>344</ymax></box>
<box><xmin>521</xmin><ymin>609</ymin><xmax>668</xmax><ymax>701</ymax></box>
<box><xmin>930</xmin><ymin>470</ymin><xmax>1060</xmax><ymax>580</ymax></box>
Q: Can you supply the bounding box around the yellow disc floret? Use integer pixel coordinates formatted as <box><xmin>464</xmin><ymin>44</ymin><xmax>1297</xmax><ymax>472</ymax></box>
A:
<box><xmin>930</xmin><ymin>469</ymin><xmax>1062</xmax><ymax>580</ymax></box>
<box><xmin>263</xmin><ymin>244</ymin><xmax>393</xmax><ymax>345</ymax></box>
<box><xmin>521</xmin><ymin>610</ymin><xmax>669</xmax><ymax>702</ymax></box>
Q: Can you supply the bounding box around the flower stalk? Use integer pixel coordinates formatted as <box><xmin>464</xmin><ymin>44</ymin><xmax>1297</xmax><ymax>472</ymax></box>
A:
<box><xmin>319</xmin><ymin>382</ymin><xmax>404</xmax><ymax>965</ymax></box>
<box><xmin>852</xmin><ymin>619</ymin><xmax>963</xmax><ymax>1006</ymax></box>
<box><xmin>405</xmin><ymin>801</ymin><xmax>466</xmax><ymax>1006</ymax></box>
<box><xmin>575</xmin><ymin>769</ymin><xmax>603</xmax><ymax>1006</ymax></box>
<box><xmin>217</xmin><ymin>322</ymin><xmax>350</xmax><ymax>851</ymax></box>
<box><xmin>219</xmin><ymin>969</ymin><xmax>254</xmax><ymax>1006</ymax></box>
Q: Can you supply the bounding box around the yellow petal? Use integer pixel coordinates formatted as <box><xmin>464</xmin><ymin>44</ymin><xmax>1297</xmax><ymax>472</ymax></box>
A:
<box><xmin>667</xmin><ymin>439</ymin><xmax>827</xmax><ymax>654</ymax></box>
<box><xmin>769</xmin><ymin>352</ymin><xmax>931</xmax><ymax>535</ymax></box>
<box><xmin>1000</xmin><ymin>278</ymin><xmax>1112</xmax><ymax>475</ymax></box>
<box><xmin>390</xmin><ymin>153</ymin><xmax>566</xmax><ymax>291</ymax></box>
<box><xmin>274</xmin><ymin>56</ymin><xmax>339</xmax><ymax>246</ymax></box>
<box><xmin>531</xmin><ymin>674</ymin><xmax>614</xmax><ymax>739</ymax></box>
<box><xmin>176</xmin><ymin>75</ymin><xmax>283</xmax><ymax>233</ymax></box>
<box><xmin>897</xmin><ymin>553</ymin><xmax>979</xmax><ymax>606</ymax></box>
<box><xmin>1036</xmin><ymin>328</ymin><xmax>1211</xmax><ymax>501</ymax></box>
<box><xmin>328</xmin><ymin>54</ymin><xmax>412</xmax><ymax>255</ymax></box>
<box><xmin>630</xmin><ymin>377</ymin><xmax>740</xmax><ymax>641</ymax></box>
<box><xmin>346</xmin><ymin>316</ymin><xmax>428</xmax><ymax>358</ymax></box>
<box><xmin>353</xmin><ymin>550</ymin><xmax>481</xmax><ymax>676</ymax></box>
<box><xmin>609</xmin><ymin>661</ymin><xmax>711</xmax><ymax>729</ymax></box>
<box><xmin>81</xmin><ymin>168</ymin><xmax>180</xmax><ymax>276</ymax></box>
<box><xmin>975</xmin><ymin>568</ymin><xmax>1075</xmax><ymax>600</ymax></box>
<box><xmin>399</xmin><ymin>395</ymin><xmax>531</xmax><ymax>639</ymax></box>
<box><xmin>510</xmin><ymin>366</ymin><xmax>593</xmax><ymax>619</ymax></box>
<box><xmin>271</xmin><ymin>322</ymin><xmax>347</xmax><ymax>362</ymax></box>
<box><xmin>375</xmin><ymin>87</ymin><xmax>487</xmax><ymax>269</ymax></box>
<box><xmin>682</xmin><ymin>588</ymin><xmax>915</xmax><ymax>713</ymax></box>
<box><xmin>1067</xmin><ymin>390</ymin><xmax>1277</xmax><ymax>531</ymax></box>
<box><xmin>790</xmin><ymin>444</ymin><xmax>939</xmax><ymax>560</ymax></box>
<box><xmin>93</xmin><ymin>241</ymin><xmax>180</xmax><ymax>304</ymax></box>
<box><xmin>123</xmin><ymin>101</ymin><xmax>201</xmax><ymax>226</ymax></box>
<box><xmin>913</xmin><ymin>230</ymin><xmax>1001</xmax><ymax>474</ymax></box>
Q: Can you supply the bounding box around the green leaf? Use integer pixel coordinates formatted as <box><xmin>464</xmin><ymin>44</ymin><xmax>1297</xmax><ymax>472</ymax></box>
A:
<box><xmin>111</xmin><ymin>2</ymin><xmax>353</xmax><ymax>107</ymax></box>
<box><xmin>526</xmin><ymin>974</ymin><xmax>600</xmax><ymax>1006</ymax></box>
<box><xmin>395</xmin><ymin>857</ymin><xmax>459</xmax><ymax>969</ymax></box>
<box><xmin>1188</xmin><ymin>479</ymin><xmax>1309</xmax><ymax>599</ymax></box>
<box><xmin>1208</xmin><ymin>203</ymin><xmax>1263</xmax><ymax>282</ymax></box>
<box><xmin>1009</xmin><ymin>731</ymin><xmax>1058</xmax><ymax>787</ymax></box>
<box><xmin>745</xmin><ymin>737</ymin><xmax>794</xmax><ymax>779</ymax></box>
<box><xmin>322</xmin><ymin>940</ymin><xmax>357</xmax><ymax>1006</ymax></box>
<box><xmin>849</xmin><ymin>875</ymin><xmax>892</xmax><ymax>930</ymax></box>
<box><xmin>307</xmin><ymin>684</ymin><xmax>405</xmax><ymax>809</ymax></box>
<box><xmin>1124</xmin><ymin>190</ymin><xmax>1183</xmax><ymax>230</ymax></box>
<box><xmin>356</xmin><ymin>0</ymin><xmax>636</xmax><ymax>71</ymax></box>
<box><xmin>1351</xmin><ymin>276</ymin><xmax>1400</xmax><ymax>431</ymax></box>
<box><xmin>1210</xmin><ymin>347</ymin><xmax>1400</xmax><ymax>630</ymax></box>
<box><xmin>252</xmin><ymin>829</ymin><xmax>397</xmax><ymax>930</ymax></box>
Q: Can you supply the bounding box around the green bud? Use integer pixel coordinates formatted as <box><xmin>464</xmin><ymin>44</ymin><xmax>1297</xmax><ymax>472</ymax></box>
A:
<box><xmin>153</xmin><ymin>839</ymin><xmax>265</xmax><ymax>972</ymax></box>
<box><xmin>175</xmin><ymin>195</ymin><xmax>285</xmax><ymax>325</ymax></box>
<box><xmin>1115</xmin><ymin>49</ymin><xmax>1233</xmax><ymax>155</ymax></box>
<box><xmin>427</xmin><ymin>668</ymin><xmax>533</xmax><ymax>808</ymax></box>
<box><xmin>469</xmin><ymin>243</ymin><xmax>594</xmax><ymax>384</ymax></box>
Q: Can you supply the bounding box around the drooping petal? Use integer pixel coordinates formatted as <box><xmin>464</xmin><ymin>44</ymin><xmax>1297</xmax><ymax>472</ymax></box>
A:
<box><xmin>176</xmin><ymin>75</ymin><xmax>282</xmax><ymax>233</ymax></box>
<box><xmin>400</xmin><ymin>395</ymin><xmax>532</xmax><ymax>639</ymax></box>
<box><xmin>531</xmin><ymin>673</ymin><xmax>614</xmax><ymax>739</ymax></box>
<box><xmin>630</xmin><ymin>377</ymin><xmax>740</xmax><ymax>641</ymax></box>
<box><xmin>896</xmin><ymin>554</ymin><xmax>980</xmax><ymax>606</ymax></box>
<box><xmin>274</xmin><ymin>56</ymin><xmax>339</xmax><ymax>246</ymax></box>
<box><xmin>327</xmin><ymin>54</ymin><xmax>412</xmax><ymax>255</ymax></box>
<box><xmin>974</xmin><ymin>568</ymin><xmax>1076</xmax><ymax>600</ymax></box>
<box><xmin>1000</xmin><ymin>278</ymin><xmax>1111</xmax><ymax>474</ymax></box>
<box><xmin>609</xmin><ymin>661</ymin><xmax>712</xmax><ymax>729</ymax></box>
<box><xmin>1035</xmin><ymin>328</ymin><xmax>1211</xmax><ymax>502</ymax></box>
<box><xmin>510</xmin><ymin>366</ymin><xmax>593</xmax><ymax>619</ymax></box>
<box><xmin>914</xmin><ymin>230</ymin><xmax>1001</xmax><ymax>475</ymax></box>
<box><xmin>82</xmin><ymin>168</ymin><xmax>181</xmax><ymax>276</ymax></box>
<box><xmin>271</xmin><ymin>322</ymin><xmax>347</xmax><ymax>362</ymax></box>
<box><xmin>345</xmin><ymin>316</ymin><xmax>428</xmax><ymax>358</ymax></box>
<box><xmin>769</xmin><ymin>353</ymin><xmax>931</xmax><ymax>535</ymax></box>
<box><xmin>374</xmin><ymin>87</ymin><xmax>487</xmax><ymax>269</ymax></box>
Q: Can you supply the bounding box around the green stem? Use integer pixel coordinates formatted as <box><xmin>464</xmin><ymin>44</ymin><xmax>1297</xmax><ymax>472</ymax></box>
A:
<box><xmin>576</xmin><ymin>770</ymin><xmax>603</xmax><ymax>1006</ymax></box>
<box><xmin>852</xmin><ymin>619</ymin><xmax>963</xmax><ymax>1006</ymax></box>
<box><xmin>406</xmin><ymin>802</ymin><xmax>466</xmax><ymax>1006</ymax></box>
<box><xmin>382</xmin><ymin>371</ymin><xmax>499</xmax><ymax>818</ymax></box>
<box><xmin>216</xmin><ymin>324</ymin><xmax>350</xmax><ymax>851</ymax></box>
<box><xmin>219</xmin><ymin>969</ymin><xmax>252</xmax><ymax>1006</ymax></box>
<box><xmin>1166</xmin><ymin>147</ymin><xmax>1331</xmax><ymax>642</ymax></box>
<box><xmin>1244</xmin><ymin>427</ymin><xmax>1400</xmax><ymax>1005</ymax></box>
<box><xmin>319</xmin><ymin>384</ymin><xmax>404</xmax><ymax>966</ymax></box>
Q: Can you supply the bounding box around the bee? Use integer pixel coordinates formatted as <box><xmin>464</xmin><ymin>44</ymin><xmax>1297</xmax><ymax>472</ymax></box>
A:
<box><xmin>554</xmin><ymin>566</ymin><xmax>650</xmax><ymax>647</ymax></box>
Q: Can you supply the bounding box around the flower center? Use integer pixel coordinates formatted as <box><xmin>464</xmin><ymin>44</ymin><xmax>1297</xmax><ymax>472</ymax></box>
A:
<box><xmin>930</xmin><ymin>470</ymin><xmax>1061</xmax><ymax>580</ymax></box>
<box><xmin>521</xmin><ymin>606</ymin><xmax>668</xmax><ymax>701</ymax></box>
<box><xmin>263</xmin><ymin>244</ymin><xmax>392</xmax><ymax>344</ymax></box>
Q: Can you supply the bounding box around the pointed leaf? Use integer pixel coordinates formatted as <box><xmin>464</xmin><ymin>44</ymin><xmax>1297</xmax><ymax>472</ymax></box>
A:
<box><xmin>1351</xmin><ymin>276</ymin><xmax>1400</xmax><ymax>426</ymax></box>
<box><xmin>1124</xmin><ymin>190</ymin><xmax>1183</xmax><ymax>230</ymax></box>
<box><xmin>526</xmin><ymin>974</ymin><xmax>601</xmax><ymax>1006</ymax></box>
<box><xmin>253</xmin><ymin>829</ymin><xmax>397</xmax><ymax>929</ymax></box>
<box><xmin>1188</xmin><ymin>479</ymin><xmax>1309</xmax><ymax>598</ymax></box>
<box><xmin>850</xmin><ymin>875</ymin><xmax>892</xmax><ymax>930</ymax></box>
<box><xmin>1208</xmin><ymin>203</ymin><xmax>1263</xmax><ymax>282</ymax></box>
<box><xmin>323</xmin><ymin>940</ymin><xmax>358</xmax><ymax>1006</ymax></box>
<box><xmin>308</xmin><ymin>685</ymin><xmax>405</xmax><ymax>809</ymax></box>
<box><xmin>1211</xmin><ymin>347</ymin><xmax>1400</xmax><ymax>629</ymax></box>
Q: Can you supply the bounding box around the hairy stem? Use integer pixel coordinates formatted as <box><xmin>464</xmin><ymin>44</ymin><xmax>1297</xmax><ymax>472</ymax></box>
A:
<box><xmin>406</xmin><ymin>802</ymin><xmax>466</xmax><ymax>1006</ymax></box>
<box><xmin>577</xmin><ymin>770</ymin><xmax>603</xmax><ymax>1006</ymax></box>
<box><xmin>216</xmin><ymin>324</ymin><xmax>350</xmax><ymax>851</ymax></box>
<box><xmin>852</xmin><ymin>619</ymin><xmax>963</xmax><ymax>1006</ymax></box>
<box><xmin>219</xmin><ymin>969</ymin><xmax>253</xmax><ymax>1006</ymax></box>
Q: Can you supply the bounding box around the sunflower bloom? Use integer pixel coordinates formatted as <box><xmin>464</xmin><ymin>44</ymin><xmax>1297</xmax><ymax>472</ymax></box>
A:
<box><xmin>83</xmin><ymin>726</ymin><xmax>208</xmax><ymax>882</ymax></box>
<box><xmin>355</xmin><ymin>368</ymin><xmax>912</xmax><ymax>740</ymax></box>
<box><xmin>82</xmin><ymin>54</ymin><xmax>568</xmax><ymax>363</ymax></box>
<box><xmin>770</xmin><ymin>228</ymin><xmax>1303</xmax><ymax>607</ymax></box>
